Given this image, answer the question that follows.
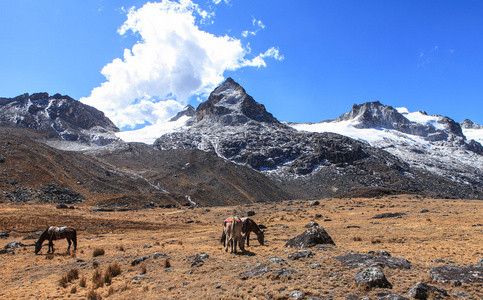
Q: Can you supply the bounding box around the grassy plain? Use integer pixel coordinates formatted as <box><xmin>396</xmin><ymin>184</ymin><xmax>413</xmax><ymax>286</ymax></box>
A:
<box><xmin>1</xmin><ymin>195</ymin><xmax>482</xmax><ymax>299</ymax></box>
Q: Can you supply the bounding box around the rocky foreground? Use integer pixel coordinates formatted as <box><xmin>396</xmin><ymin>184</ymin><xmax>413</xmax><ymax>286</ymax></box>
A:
<box><xmin>1</xmin><ymin>195</ymin><xmax>482</xmax><ymax>299</ymax></box>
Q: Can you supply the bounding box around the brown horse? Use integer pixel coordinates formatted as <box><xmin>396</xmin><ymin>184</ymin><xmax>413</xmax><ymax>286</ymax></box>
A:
<box><xmin>220</xmin><ymin>217</ymin><xmax>264</xmax><ymax>248</ymax></box>
<box><xmin>34</xmin><ymin>226</ymin><xmax>77</xmax><ymax>254</ymax></box>
<box><xmin>222</xmin><ymin>216</ymin><xmax>245</xmax><ymax>253</ymax></box>
<box><xmin>241</xmin><ymin>217</ymin><xmax>264</xmax><ymax>246</ymax></box>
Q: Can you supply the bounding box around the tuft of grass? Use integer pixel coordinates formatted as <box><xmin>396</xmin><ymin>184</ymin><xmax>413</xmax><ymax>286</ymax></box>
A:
<box><xmin>59</xmin><ymin>268</ymin><xmax>79</xmax><ymax>288</ymax></box>
<box><xmin>87</xmin><ymin>289</ymin><xmax>101</xmax><ymax>300</ymax></box>
<box><xmin>92</xmin><ymin>269</ymin><xmax>104</xmax><ymax>289</ymax></box>
<box><xmin>353</xmin><ymin>237</ymin><xmax>362</xmax><ymax>242</ymax></box>
<box><xmin>103</xmin><ymin>272</ymin><xmax>112</xmax><ymax>286</ymax></box>
<box><xmin>141</xmin><ymin>263</ymin><xmax>147</xmax><ymax>274</ymax></box>
<box><xmin>107</xmin><ymin>262</ymin><xmax>122</xmax><ymax>277</ymax></box>
<box><xmin>117</xmin><ymin>244</ymin><xmax>125</xmax><ymax>251</ymax></box>
<box><xmin>45</xmin><ymin>254</ymin><xmax>54</xmax><ymax>260</ymax></box>
<box><xmin>177</xmin><ymin>240</ymin><xmax>183</xmax><ymax>245</ymax></box>
<box><xmin>93</xmin><ymin>261</ymin><xmax>99</xmax><ymax>268</ymax></box>
<box><xmin>79</xmin><ymin>276</ymin><xmax>87</xmax><ymax>288</ymax></box>
<box><xmin>108</xmin><ymin>286</ymin><xmax>115</xmax><ymax>296</ymax></box>
<box><xmin>371</xmin><ymin>237</ymin><xmax>382</xmax><ymax>244</ymax></box>
<box><xmin>92</xmin><ymin>248</ymin><xmax>105</xmax><ymax>257</ymax></box>
<box><xmin>164</xmin><ymin>258</ymin><xmax>171</xmax><ymax>268</ymax></box>
<box><xmin>70</xmin><ymin>285</ymin><xmax>77</xmax><ymax>294</ymax></box>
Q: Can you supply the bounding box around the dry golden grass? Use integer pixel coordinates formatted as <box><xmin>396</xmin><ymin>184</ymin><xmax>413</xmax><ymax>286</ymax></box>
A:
<box><xmin>0</xmin><ymin>195</ymin><xmax>482</xmax><ymax>299</ymax></box>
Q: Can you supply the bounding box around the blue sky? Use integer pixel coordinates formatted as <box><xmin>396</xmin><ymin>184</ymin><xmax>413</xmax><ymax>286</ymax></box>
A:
<box><xmin>1</xmin><ymin>1</ymin><xmax>483</xmax><ymax>130</ymax></box>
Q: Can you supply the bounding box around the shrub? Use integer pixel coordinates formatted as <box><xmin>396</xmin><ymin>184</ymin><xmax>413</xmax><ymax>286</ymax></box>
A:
<box><xmin>70</xmin><ymin>286</ymin><xmax>77</xmax><ymax>294</ymax></box>
<box><xmin>87</xmin><ymin>290</ymin><xmax>101</xmax><ymax>300</ymax></box>
<box><xmin>59</xmin><ymin>268</ymin><xmax>79</xmax><ymax>288</ymax></box>
<box><xmin>164</xmin><ymin>258</ymin><xmax>171</xmax><ymax>268</ymax></box>
<box><xmin>79</xmin><ymin>276</ymin><xmax>87</xmax><ymax>288</ymax></box>
<box><xmin>92</xmin><ymin>248</ymin><xmax>105</xmax><ymax>257</ymax></box>
<box><xmin>107</xmin><ymin>262</ymin><xmax>122</xmax><ymax>277</ymax></box>
<box><xmin>92</xmin><ymin>269</ymin><xmax>104</xmax><ymax>288</ymax></box>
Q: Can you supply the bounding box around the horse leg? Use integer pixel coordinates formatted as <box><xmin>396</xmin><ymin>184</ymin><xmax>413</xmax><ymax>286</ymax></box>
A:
<box><xmin>67</xmin><ymin>238</ymin><xmax>71</xmax><ymax>251</ymax></box>
<box><xmin>48</xmin><ymin>240</ymin><xmax>54</xmax><ymax>253</ymax></box>
<box><xmin>246</xmin><ymin>232</ymin><xmax>250</xmax><ymax>247</ymax></box>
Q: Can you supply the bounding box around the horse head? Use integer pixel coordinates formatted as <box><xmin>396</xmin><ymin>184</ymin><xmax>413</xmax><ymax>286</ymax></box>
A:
<box><xmin>257</xmin><ymin>230</ymin><xmax>265</xmax><ymax>246</ymax></box>
<box><xmin>34</xmin><ymin>242</ymin><xmax>41</xmax><ymax>254</ymax></box>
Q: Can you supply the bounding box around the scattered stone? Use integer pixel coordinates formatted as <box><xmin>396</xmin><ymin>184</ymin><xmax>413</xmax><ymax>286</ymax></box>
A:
<box><xmin>247</xmin><ymin>211</ymin><xmax>256</xmax><ymax>216</ymax></box>
<box><xmin>472</xmin><ymin>223</ymin><xmax>483</xmax><ymax>227</ymax></box>
<box><xmin>418</xmin><ymin>209</ymin><xmax>430</xmax><ymax>213</ymax></box>
<box><xmin>268</xmin><ymin>257</ymin><xmax>285</xmax><ymax>264</ymax></box>
<box><xmin>377</xmin><ymin>294</ymin><xmax>409</xmax><ymax>300</ymax></box>
<box><xmin>153</xmin><ymin>252</ymin><xmax>169</xmax><ymax>259</ymax></box>
<box><xmin>323</xmin><ymin>218</ymin><xmax>332</xmax><ymax>222</ymax></box>
<box><xmin>239</xmin><ymin>266</ymin><xmax>270</xmax><ymax>279</ymax></box>
<box><xmin>347</xmin><ymin>225</ymin><xmax>361</xmax><ymax>229</ymax></box>
<box><xmin>345</xmin><ymin>295</ymin><xmax>360</xmax><ymax>300</ymax></box>
<box><xmin>0</xmin><ymin>249</ymin><xmax>12</xmax><ymax>255</ymax></box>
<box><xmin>309</xmin><ymin>200</ymin><xmax>320</xmax><ymax>206</ymax></box>
<box><xmin>288</xmin><ymin>250</ymin><xmax>313</xmax><ymax>260</ymax></box>
<box><xmin>187</xmin><ymin>254</ymin><xmax>209</xmax><ymax>267</ymax></box>
<box><xmin>0</xmin><ymin>232</ymin><xmax>9</xmax><ymax>239</ymax></box>
<box><xmin>4</xmin><ymin>241</ymin><xmax>25</xmax><ymax>249</ymax></box>
<box><xmin>430</xmin><ymin>265</ymin><xmax>483</xmax><ymax>284</ymax></box>
<box><xmin>354</xmin><ymin>266</ymin><xmax>392</xmax><ymax>290</ymax></box>
<box><xmin>215</xmin><ymin>284</ymin><xmax>222</xmax><ymax>289</ymax></box>
<box><xmin>407</xmin><ymin>282</ymin><xmax>448</xmax><ymax>299</ymax></box>
<box><xmin>143</xmin><ymin>244</ymin><xmax>152</xmax><ymax>249</ymax></box>
<box><xmin>131</xmin><ymin>256</ymin><xmax>150</xmax><ymax>266</ymax></box>
<box><xmin>372</xmin><ymin>212</ymin><xmax>406</xmax><ymax>219</ymax></box>
<box><xmin>131</xmin><ymin>274</ymin><xmax>146</xmax><ymax>281</ymax></box>
<box><xmin>367</xmin><ymin>250</ymin><xmax>391</xmax><ymax>257</ymax></box>
<box><xmin>314</xmin><ymin>214</ymin><xmax>323</xmax><ymax>219</ymax></box>
<box><xmin>334</xmin><ymin>253</ymin><xmax>411</xmax><ymax>270</ymax></box>
<box><xmin>289</xmin><ymin>290</ymin><xmax>304</xmax><ymax>299</ymax></box>
<box><xmin>305</xmin><ymin>221</ymin><xmax>319</xmax><ymax>228</ymax></box>
<box><xmin>451</xmin><ymin>290</ymin><xmax>471</xmax><ymax>298</ymax></box>
<box><xmin>309</xmin><ymin>263</ymin><xmax>322</xmax><ymax>269</ymax></box>
<box><xmin>273</xmin><ymin>268</ymin><xmax>298</xmax><ymax>278</ymax></box>
<box><xmin>56</xmin><ymin>203</ymin><xmax>68</xmax><ymax>209</ymax></box>
<box><xmin>477</xmin><ymin>258</ymin><xmax>483</xmax><ymax>267</ymax></box>
<box><xmin>185</xmin><ymin>220</ymin><xmax>194</xmax><ymax>224</ymax></box>
<box><xmin>285</xmin><ymin>226</ymin><xmax>335</xmax><ymax>248</ymax></box>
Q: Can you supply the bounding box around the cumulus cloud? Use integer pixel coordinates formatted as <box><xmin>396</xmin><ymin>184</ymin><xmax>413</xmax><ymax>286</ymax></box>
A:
<box><xmin>81</xmin><ymin>0</ymin><xmax>282</xmax><ymax>129</ymax></box>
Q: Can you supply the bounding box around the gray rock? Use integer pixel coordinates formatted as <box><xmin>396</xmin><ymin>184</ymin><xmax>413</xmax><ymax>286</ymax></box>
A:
<box><xmin>377</xmin><ymin>294</ymin><xmax>409</xmax><ymax>300</ymax></box>
<box><xmin>131</xmin><ymin>256</ymin><xmax>150</xmax><ymax>266</ymax></box>
<box><xmin>334</xmin><ymin>253</ymin><xmax>411</xmax><ymax>270</ymax></box>
<box><xmin>372</xmin><ymin>212</ymin><xmax>406</xmax><ymax>219</ymax></box>
<box><xmin>0</xmin><ymin>232</ymin><xmax>9</xmax><ymax>239</ymax></box>
<box><xmin>268</xmin><ymin>257</ymin><xmax>285</xmax><ymax>264</ymax></box>
<box><xmin>354</xmin><ymin>266</ymin><xmax>392</xmax><ymax>289</ymax></box>
<box><xmin>289</xmin><ymin>290</ymin><xmax>304</xmax><ymax>299</ymax></box>
<box><xmin>430</xmin><ymin>265</ymin><xmax>483</xmax><ymax>284</ymax></box>
<box><xmin>273</xmin><ymin>268</ymin><xmax>298</xmax><ymax>278</ymax></box>
<box><xmin>477</xmin><ymin>258</ymin><xmax>483</xmax><ymax>267</ymax></box>
<box><xmin>285</xmin><ymin>226</ymin><xmax>335</xmax><ymax>248</ymax></box>
<box><xmin>407</xmin><ymin>282</ymin><xmax>448</xmax><ymax>299</ymax></box>
<box><xmin>288</xmin><ymin>250</ymin><xmax>313</xmax><ymax>260</ymax></box>
<box><xmin>305</xmin><ymin>221</ymin><xmax>320</xmax><ymax>228</ymax></box>
<box><xmin>4</xmin><ymin>241</ymin><xmax>24</xmax><ymax>249</ymax></box>
<box><xmin>131</xmin><ymin>274</ymin><xmax>146</xmax><ymax>281</ymax></box>
<box><xmin>451</xmin><ymin>290</ymin><xmax>471</xmax><ymax>298</ymax></box>
<box><xmin>239</xmin><ymin>266</ymin><xmax>270</xmax><ymax>279</ymax></box>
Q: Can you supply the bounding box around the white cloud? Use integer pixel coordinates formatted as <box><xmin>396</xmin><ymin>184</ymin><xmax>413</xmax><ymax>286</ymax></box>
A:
<box><xmin>81</xmin><ymin>0</ymin><xmax>280</xmax><ymax>129</ymax></box>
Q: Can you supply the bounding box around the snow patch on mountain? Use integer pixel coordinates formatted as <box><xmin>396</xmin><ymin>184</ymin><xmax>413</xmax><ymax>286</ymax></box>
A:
<box><xmin>116</xmin><ymin>115</ymin><xmax>192</xmax><ymax>144</ymax></box>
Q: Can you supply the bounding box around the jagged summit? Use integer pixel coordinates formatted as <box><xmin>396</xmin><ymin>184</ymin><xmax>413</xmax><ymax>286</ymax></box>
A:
<box><xmin>336</xmin><ymin>101</ymin><xmax>412</xmax><ymax>129</ymax></box>
<box><xmin>169</xmin><ymin>105</ymin><xmax>195</xmax><ymax>122</ymax></box>
<box><xmin>194</xmin><ymin>78</ymin><xmax>279</xmax><ymax>126</ymax></box>
<box><xmin>461</xmin><ymin>119</ymin><xmax>483</xmax><ymax>129</ymax></box>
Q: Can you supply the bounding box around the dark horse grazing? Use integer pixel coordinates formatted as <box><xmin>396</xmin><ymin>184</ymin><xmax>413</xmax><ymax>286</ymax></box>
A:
<box><xmin>34</xmin><ymin>226</ymin><xmax>77</xmax><ymax>254</ymax></box>
<box><xmin>220</xmin><ymin>217</ymin><xmax>264</xmax><ymax>247</ymax></box>
<box><xmin>240</xmin><ymin>217</ymin><xmax>264</xmax><ymax>246</ymax></box>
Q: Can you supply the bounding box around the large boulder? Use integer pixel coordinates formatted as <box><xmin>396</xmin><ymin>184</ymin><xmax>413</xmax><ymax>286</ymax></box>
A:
<box><xmin>430</xmin><ymin>265</ymin><xmax>483</xmax><ymax>284</ymax></box>
<box><xmin>354</xmin><ymin>266</ymin><xmax>392</xmax><ymax>289</ymax></box>
<box><xmin>285</xmin><ymin>226</ymin><xmax>335</xmax><ymax>248</ymax></box>
<box><xmin>407</xmin><ymin>282</ymin><xmax>447</xmax><ymax>299</ymax></box>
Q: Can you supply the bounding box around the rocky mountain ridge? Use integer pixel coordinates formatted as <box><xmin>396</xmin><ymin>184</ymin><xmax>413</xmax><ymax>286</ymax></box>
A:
<box><xmin>0</xmin><ymin>93</ymin><xmax>120</xmax><ymax>146</ymax></box>
<box><xmin>2</xmin><ymin>79</ymin><xmax>483</xmax><ymax>203</ymax></box>
<box><xmin>154</xmin><ymin>78</ymin><xmax>483</xmax><ymax>199</ymax></box>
